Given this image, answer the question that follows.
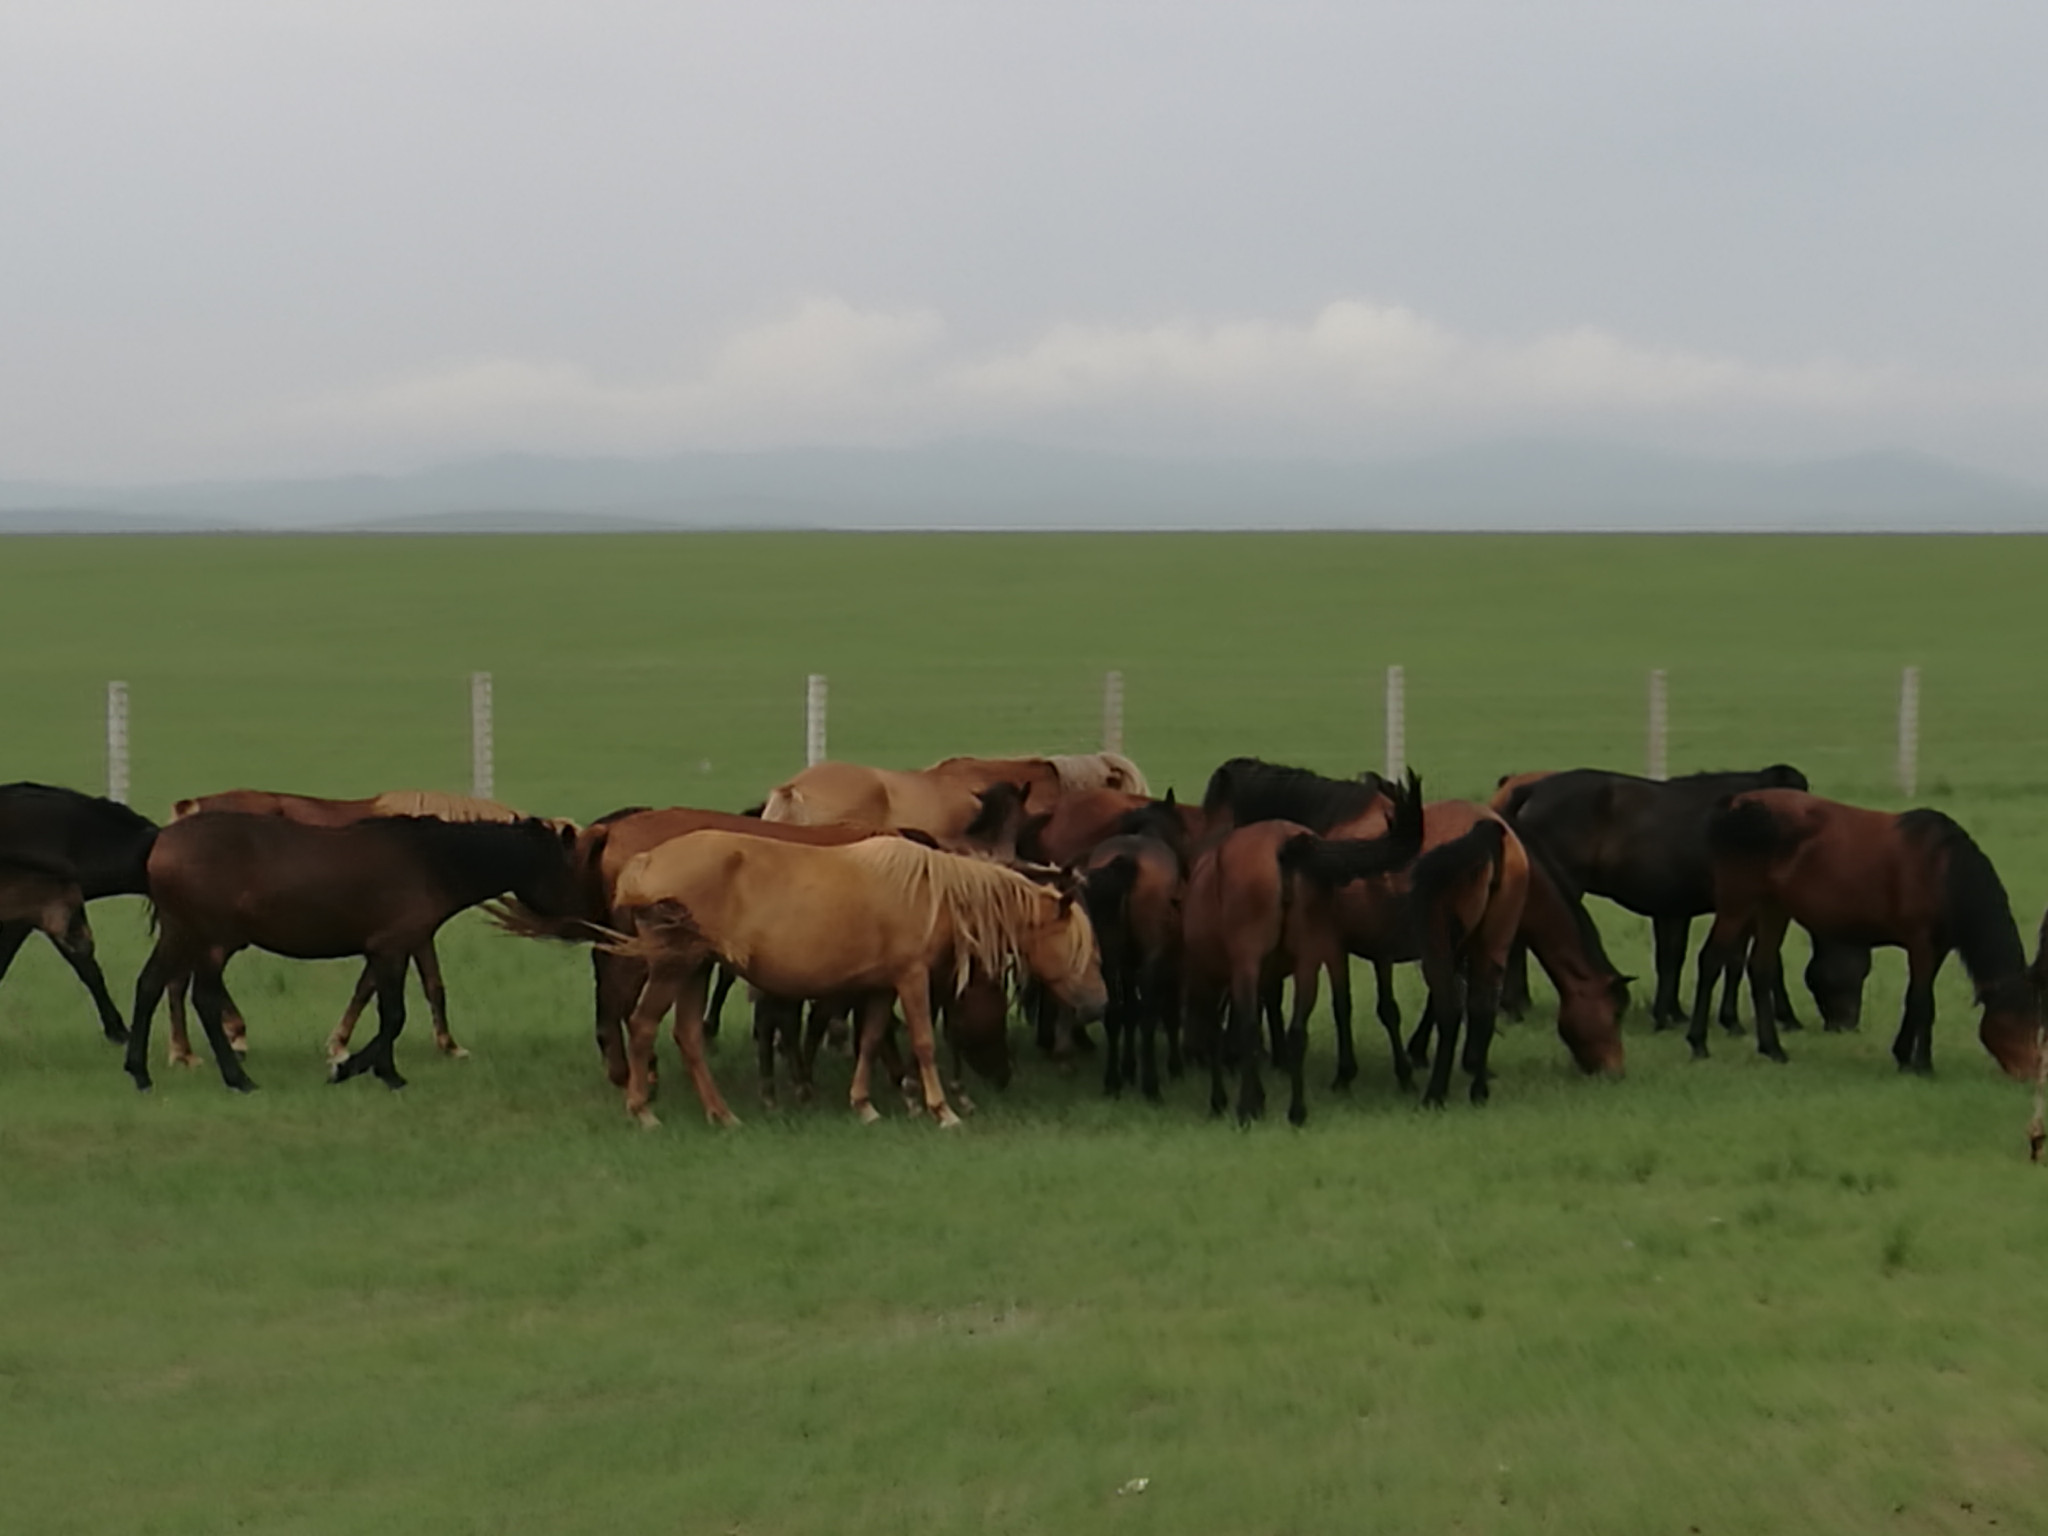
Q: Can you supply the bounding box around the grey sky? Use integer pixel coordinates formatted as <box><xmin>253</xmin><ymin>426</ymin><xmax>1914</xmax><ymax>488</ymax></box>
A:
<box><xmin>5</xmin><ymin>1</ymin><xmax>2045</xmax><ymax>482</ymax></box>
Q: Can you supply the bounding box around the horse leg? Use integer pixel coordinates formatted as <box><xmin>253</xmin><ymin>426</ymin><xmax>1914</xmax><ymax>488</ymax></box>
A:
<box><xmin>753</xmin><ymin>995</ymin><xmax>795</xmax><ymax>1108</ymax></box>
<box><xmin>1230</xmin><ymin>974</ymin><xmax>1265</xmax><ymax>1125</ymax></box>
<box><xmin>1719</xmin><ymin>927</ymin><xmax>1751</xmax><ymax>1034</ymax></box>
<box><xmin>1461</xmin><ymin>960</ymin><xmax>1504</xmax><ymax>1105</ymax></box>
<box><xmin>123</xmin><ymin>943</ymin><xmax>176</xmax><ymax>1091</ymax></box>
<box><xmin>1405</xmin><ymin>995</ymin><xmax>1435</xmax><ymax>1069</ymax></box>
<box><xmin>621</xmin><ymin>963</ymin><xmax>682</xmax><ymax>1127</ymax></box>
<box><xmin>191</xmin><ymin>963</ymin><xmax>256</xmax><ymax>1093</ymax></box>
<box><xmin>1284</xmin><ymin>961</ymin><xmax>1318</xmax><ymax>1126</ymax></box>
<box><xmin>164</xmin><ymin>971</ymin><xmax>200</xmax><ymax>1067</ymax></box>
<box><xmin>415</xmin><ymin>943</ymin><xmax>464</xmax><ymax>1058</ymax></box>
<box><xmin>799</xmin><ymin>1001</ymin><xmax>839</xmax><ymax>1102</ymax></box>
<box><xmin>328</xmin><ymin>962</ymin><xmax>377</xmax><ymax>1064</ymax></box>
<box><xmin>1419</xmin><ymin>961</ymin><xmax>1466</xmax><ymax>1110</ymax></box>
<box><xmin>1329</xmin><ymin>958</ymin><xmax>1363</xmax><ymax>1091</ymax></box>
<box><xmin>1118</xmin><ymin>959</ymin><xmax>1141</xmax><ymax>1092</ymax></box>
<box><xmin>592</xmin><ymin>950</ymin><xmax>636</xmax><ymax>1089</ymax></box>
<box><xmin>1138</xmin><ymin>955</ymin><xmax>1171</xmax><ymax>1102</ymax></box>
<box><xmin>668</xmin><ymin>966</ymin><xmax>737</xmax><ymax>1126</ymax></box>
<box><xmin>704</xmin><ymin>962</ymin><xmax>737</xmax><ymax>1043</ymax></box>
<box><xmin>1687</xmin><ymin>913</ymin><xmax>1747</xmax><ymax>1060</ymax></box>
<box><xmin>44</xmin><ymin>917</ymin><xmax>129</xmax><ymax>1043</ymax></box>
<box><xmin>1099</xmin><ymin>949</ymin><xmax>1128</xmax><ymax>1098</ymax></box>
<box><xmin>1262</xmin><ymin>975</ymin><xmax>1286</xmax><ymax>1066</ymax></box>
<box><xmin>1894</xmin><ymin>944</ymin><xmax>1944</xmax><ymax>1075</ymax></box>
<box><xmin>1650</xmin><ymin>915</ymin><xmax>1689</xmax><ymax>1029</ymax></box>
<box><xmin>893</xmin><ymin>966</ymin><xmax>959</xmax><ymax>1128</ymax></box>
<box><xmin>1499</xmin><ymin>938</ymin><xmax>1532</xmax><ymax>1022</ymax></box>
<box><xmin>332</xmin><ymin>952</ymin><xmax>411</xmax><ymax>1089</ymax></box>
<box><xmin>1746</xmin><ymin>911</ymin><xmax>1792</xmax><ymax>1064</ymax></box>
<box><xmin>849</xmin><ymin>994</ymin><xmax>895</xmax><ymax>1124</ymax></box>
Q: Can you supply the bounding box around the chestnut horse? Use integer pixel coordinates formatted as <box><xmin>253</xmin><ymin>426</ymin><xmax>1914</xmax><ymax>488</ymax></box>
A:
<box><xmin>757</xmin><ymin>751</ymin><xmax>1149</xmax><ymax>841</ymax></box>
<box><xmin>601</xmin><ymin>833</ymin><xmax>1106</xmax><ymax>1128</ymax></box>
<box><xmin>1693</xmin><ymin>790</ymin><xmax>2037</xmax><ymax>1077</ymax></box>
<box><xmin>124</xmin><ymin>813</ymin><xmax>581</xmax><ymax>1094</ymax></box>
<box><xmin>164</xmin><ymin>788</ymin><xmax>548</xmax><ymax>1065</ymax></box>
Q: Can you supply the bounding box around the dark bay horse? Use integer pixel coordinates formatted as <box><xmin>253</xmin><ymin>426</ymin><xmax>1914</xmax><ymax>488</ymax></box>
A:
<box><xmin>1495</xmin><ymin>765</ymin><xmax>1871</xmax><ymax>1030</ymax></box>
<box><xmin>1693</xmin><ymin>790</ymin><xmax>2037</xmax><ymax>1077</ymax></box>
<box><xmin>164</xmin><ymin>787</ymin><xmax>550</xmax><ymax>1065</ymax></box>
<box><xmin>124</xmin><ymin>813</ymin><xmax>581</xmax><ymax>1093</ymax></box>
<box><xmin>1081</xmin><ymin>829</ymin><xmax>1187</xmax><ymax>1100</ymax></box>
<box><xmin>0</xmin><ymin>782</ymin><xmax>158</xmax><ymax>1042</ymax></box>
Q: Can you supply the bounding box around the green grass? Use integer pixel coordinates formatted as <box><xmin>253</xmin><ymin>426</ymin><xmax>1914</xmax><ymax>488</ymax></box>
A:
<box><xmin>5</xmin><ymin>532</ymin><xmax>2048</xmax><ymax>1534</ymax></box>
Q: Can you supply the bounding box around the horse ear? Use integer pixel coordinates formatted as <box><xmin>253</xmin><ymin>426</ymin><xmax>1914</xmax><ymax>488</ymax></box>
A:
<box><xmin>1162</xmin><ymin>787</ymin><xmax>1177</xmax><ymax>808</ymax></box>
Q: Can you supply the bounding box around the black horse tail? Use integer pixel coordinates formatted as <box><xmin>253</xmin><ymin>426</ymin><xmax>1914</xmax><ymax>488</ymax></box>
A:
<box><xmin>1904</xmin><ymin>810</ymin><xmax>2029</xmax><ymax>1006</ymax></box>
<box><xmin>1707</xmin><ymin>796</ymin><xmax>1796</xmax><ymax>860</ymax></box>
<box><xmin>1407</xmin><ymin>820</ymin><xmax>1509</xmax><ymax>946</ymax></box>
<box><xmin>1083</xmin><ymin>853</ymin><xmax>1141</xmax><ymax>942</ymax></box>
<box><xmin>1278</xmin><ymin>769</ymin><xmax>1425</xmax><ymax>889</ymax></box>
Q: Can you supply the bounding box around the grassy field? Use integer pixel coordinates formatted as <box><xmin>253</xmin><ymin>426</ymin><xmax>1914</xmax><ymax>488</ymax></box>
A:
<box><xmin>4</xmin><ymin>532</ymin><xmax>2048</xmax><ymax>1534</ymax></box>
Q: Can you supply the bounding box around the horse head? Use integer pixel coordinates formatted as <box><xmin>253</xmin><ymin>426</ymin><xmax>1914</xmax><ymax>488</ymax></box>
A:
<box><xmin>1023</xmin><ymin>885</ymin><xmax>1107</xmax><ymax>1024</ymax></box>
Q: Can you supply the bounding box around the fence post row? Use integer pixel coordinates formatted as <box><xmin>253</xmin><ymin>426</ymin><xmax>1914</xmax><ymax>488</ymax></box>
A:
<box><xmin>1101</xmin><ymin>670</ymin><xmax>1125</xmax><ymax>755</ymax></box>
<box><xmin>105</xmin><ymin>680</ymin><xmax>130</xmax><ymax>805</ymax></box>
<box><xmin>1384</xmin><ymin>665</ymin><xmax>1405</xmax><ymax>781</ymax></box>
<box><xmin>1647</xmin><ymin>669</ymin><xmax>1668</xmax><ymax>783</ymax></box>
<box><xmin>1898</xmin><ymin>665</ymin><xmax>1920</xmax><ymax>798</ymax></box>
<box><xmin>805</xmin><ymin>673</ymin><xmax>828</xmax><ymax>767</ymax></box>
<box><xmin>470</xmin><ymin>671</ymin><xmax>494</xmax><ymax>801</ymax></box>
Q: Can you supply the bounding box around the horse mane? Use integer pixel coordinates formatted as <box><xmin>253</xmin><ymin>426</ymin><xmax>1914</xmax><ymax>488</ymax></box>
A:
<box><xmin>1048</xmin><ymin>752</ymin><xmax>1151</xmax><ymax>796</ymax></box>
<box><xmin>0</xmin><ymin>780</ymin><xmax>157</xmax><ymax>834</ymax></box>
<box><xmin>370</xmin><ymin>790</ymin><xmax>526</xmax><ymax>823</ymax></box>
<box><xmin>1201</xmin><ymin>757</ymin><xmax>1384</xmax><ymax>832</ymax></box>
<box><xmin>842</xmin><ymin>838</ymin><xmax>1092</xmax><ymax>993</ymax></box>
<box><xmin>1899</xmin><ymin>809</ymin><xmax>2031</xmax><ymax>1007</ymax></box>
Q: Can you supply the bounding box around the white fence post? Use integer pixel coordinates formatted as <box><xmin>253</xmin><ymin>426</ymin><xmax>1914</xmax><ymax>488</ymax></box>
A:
<box><xmin>470</xmin><ymin>671</ymin><xmax>494</xmax><ymax>800</ymax></box>
<box><xmin>105</xmin><ymin>681</ymin><xmax>130</xmax><ymax>805</ymax></box>
<box><xmin>1647</xmin><ymin>668</ymin><xmax>1669</xmax><ymax>782</ymax></box>
<box><xmin>1101</xmin><ymin>670</ymin><xmax>1125</xmax><ymax>755</ymax></box>
<box><xmin>1384</xmin><ymin>664</ymin><xmax>1405</xmax><ymax>780</ymax></box>
<box><xmin>805</xmin><ymin>673</ymin><xmax>828</xmax><ymax>767</ymax></box>
<box><xmin>1898</xmin><ymin>665</ymin><xmax>1920</xmax><ymax>798</ymax></box>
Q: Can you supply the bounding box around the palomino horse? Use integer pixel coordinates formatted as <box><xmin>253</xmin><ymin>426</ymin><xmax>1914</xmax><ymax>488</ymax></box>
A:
<box><xmin>757</xmin><ymin>752</ymin><xmax>1149</xmax><ymax>841</ymax></box>
<box><xmin>1181</xmin><ymin>773</ymin><xmax>1425</xmax><ymax>1125</ymax></box>
<box><xmin>124</xmin><ymin>813</ymin><xmax>581</xmax><ymax>1093</ymax></box>
<box><xmin>1493</xmin><ymin>765</ymin><xmax>1870</xmax><ymax>1031</ymax></box>
<box><xmin>164</xmin><ymin>788</ymin><xmax>549</xmax><ymax>1065</ymax></box>
<box><xmin>1693</xmin><ymin>790</ymin><xmax>2038</xmax><ymax>1077</ymax></box>
<box><xmin>601</xmin><ymin>832</ymin><xmax>1106</xmax><ymax>1128</ymax></box>
<box><xmin>0</xmin><ymin>782</ymin><xmax>158</xmax><ymax>1042</ymax></box>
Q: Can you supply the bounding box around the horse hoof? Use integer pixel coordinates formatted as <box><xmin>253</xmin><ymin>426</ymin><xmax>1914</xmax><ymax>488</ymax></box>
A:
<box><xmin>1288</xmin><ymin>1105</ymin><xmax>1308</xmax><ymax>1127</ymax></box>
<box><xmin>444</xmin><ymin>1045</ymin><xmax>471</xmax><ymax>1061</ymax></box>
<box><xmin>707</xmin><ymin>1111</ymin><xmax>739</xmax><ymax>1128</ymax></box>
<box><xmin>631</xmin><ymin>1109</ymin><xmax>661</xmax><ymax>1129</ymax></box>
<box><xmin>856</xmin><ymin>1103</ymin><xmax>882</xmax><ymax>1125</ymax></box>
<box><xmin>1420</xmin><ymin>1094</ymin><xmax>1447</xmax><ymax>1111</ymax></box>
<box><xmin>103</xmin><ymin>1027</ymin><xmax>129</xmax><ymax>1045</ymax></box>
<box><xmin>381</xmin><ymin>1075</ymin><xmax>407</xmax><ymax>1091</ymax></box>
<box><xmin>227</xmin><ymin>1078</ymin><xmax>258</xmax><ymax>1094</ymax></box>
<box><xmin>230</xmin><ymin>1038</ymin><xmax>250</xmax><ymax>1056</ymax></box>
<box><xmin>937</xmin><ymin>1108</ymin><xmax>964</xmax><ymax>1130</ymax></box>
<box><xmin>1688</xmin><ymin>1045</ymin><xmax>1709</xmax><ymax>1061</ymax></box>
<box><xmin>128</xmin><ymin>1075</ymin><xmax>152</xmax><ymax>1093</ymax></box>
<box><xmin>1762</xmin><ymin>1049</ymin><xmax>1789</xmax><ymax>1065</ymax></box>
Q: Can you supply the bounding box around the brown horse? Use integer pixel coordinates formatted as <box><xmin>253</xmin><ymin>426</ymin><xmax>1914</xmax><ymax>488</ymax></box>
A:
<box><xmin>1694</xmin><ymin>790</ymin><xmax>2037</xmax><ymax>1076</ymax></box>
<box><xmin>1019</xmin><ymin>788</ymin><xmax>1205</xmax><ymax>868</ymax></box>
<box><xmin>163</xmin><ymin>788</ymin><xmax>550</xmax><ymax>1065</ymax></box>
<box><xmin>1080</xmin><ymin>830</ymin><xmax>1187</xmax><ymax>1100</ymax></box>
<box><xmin>602</xmin><ymin>832</ymin><xmax>1106</xmax><ymax>1128</ymax></box>
<box><xmin>124</xmin><ymin>813</ymin><xmax>581</xmax><ymax>1093</ymax></box>
<box><xmin>758</xmin><ymin>752</ymin><xmax>1149</xmax><ymax>840</ymax></box>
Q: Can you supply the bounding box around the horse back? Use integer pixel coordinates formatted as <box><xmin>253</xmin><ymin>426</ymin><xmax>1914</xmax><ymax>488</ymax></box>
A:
<box><xmin>0</xmin><ymin>781</ymin><xmax>158</xmax><ymax>899</ymax></box>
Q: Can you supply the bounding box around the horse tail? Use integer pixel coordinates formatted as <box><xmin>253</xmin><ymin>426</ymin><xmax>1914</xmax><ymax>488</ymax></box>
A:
<box><xmin>1905</xmin><ymin>811</ymin><xmax>2030</xmax><ymax>1004</ymax></box>
<box><xmin>1278</xmin><ymin>768</ymin><xmax>1426</xmax><ymax>889</ymax></box>
<box><xmin>1707</xmin><ymin>796</ymin><xmax>1798</xmax><ymax>860</ymax></box>
<box><xmin>1407</xmin><ymin>820</ymin><xmax>1508</xmax><ymax>944</ymax></box>
<box><xmin>1083</xmin><ymin>853</ymin><xmax>1140</xmax><ymax>945</ymax></box>
<box><xmin>486</xmin><ymin>898</ymin><xmax>602</xmax><ymax>945</ymax></box>
<box><xmin>594</xmin><ymin>899</ymin><xmax>698</xmax><ymax>961</ymax></box>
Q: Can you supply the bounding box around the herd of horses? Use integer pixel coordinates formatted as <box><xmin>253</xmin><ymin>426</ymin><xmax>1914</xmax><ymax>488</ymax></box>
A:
<box><xmin>0</xmin><ymin>747</ymin><xmax>2042</xmax><ymax>1130</ymax></box>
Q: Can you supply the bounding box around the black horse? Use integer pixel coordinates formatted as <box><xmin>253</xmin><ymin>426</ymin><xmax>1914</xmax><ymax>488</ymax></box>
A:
<box><xmin>1494</xmin><ymin>766</ymin><xmax>1870</xmax><ymax>1031</ymax></box>
<box><xmin>0</xmin><ymin>782</ymin><xmax>159</xmax><ymax>1042</ymax></box>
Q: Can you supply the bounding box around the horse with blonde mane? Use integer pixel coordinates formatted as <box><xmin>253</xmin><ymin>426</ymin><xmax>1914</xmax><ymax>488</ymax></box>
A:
<box><xmin>756</xmin><ymin>751</ymin><xmax>1149</xmax><ymax>840</ymax></box>
<box><xmin>602</xmin><ymin>832</ymin><xmax>1106</xmax><ymax>1128</ymax></box>
<box><xmin>164</xmin><ymin>788</ymin><xmax>564</xmax><ymax>1065</ymax></box>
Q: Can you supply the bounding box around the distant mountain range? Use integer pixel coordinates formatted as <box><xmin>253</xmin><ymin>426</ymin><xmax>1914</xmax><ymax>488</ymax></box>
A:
<box><xmin>4</xmin><ymin>440</ymin><xmax>2046</xmax><ymax>533</ymax></box>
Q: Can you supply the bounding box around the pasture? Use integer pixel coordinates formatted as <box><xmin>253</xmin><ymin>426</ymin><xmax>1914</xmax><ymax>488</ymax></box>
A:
<box><xmin>4</xmin><ymin>531</ymin><xmax>2048</xmax><ymax>1534</ymax></box>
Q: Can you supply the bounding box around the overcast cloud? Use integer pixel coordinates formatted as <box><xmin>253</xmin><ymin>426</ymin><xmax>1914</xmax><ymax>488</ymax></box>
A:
<box><xmin>4</xmin><ymin>2</ymin><xmax>2045</xmax><ymax>482</ymax></box>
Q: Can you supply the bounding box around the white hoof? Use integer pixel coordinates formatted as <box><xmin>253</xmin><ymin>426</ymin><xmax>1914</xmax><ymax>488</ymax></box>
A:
<box><xmin>856</xmin><ymin>1102</ymin><xmax>882</xmax><ymax>1125</ymax></box>
<box><xmin>631</xmin><ymin>1107</ymin><xmax>661</xmax><ymax>1130</ymax></box>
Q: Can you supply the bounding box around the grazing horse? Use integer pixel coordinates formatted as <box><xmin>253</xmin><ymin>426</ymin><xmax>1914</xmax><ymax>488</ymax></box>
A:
<box><xmin>1494</xmin><ymin>765</ymin><xmax>1871</xmax><ymax>1031</ymax></box>
<box><xmin>757</xmin><ymin>751</ymin><xmax>1149</xmax><ymax>840</ymax></box>
<box><xmin>1692</xmin><ymin>791</ymin><xmax>2038</xmax><ymax>1077</ymax></box>
<box><xmin>124</xmin><ymin>814</ymin><xmax>581</xmax><ymax>1093</ymax></box>
<box><xmin>0</xmin><ymin>782</ymin><xmax>158</xmax><ymax>1042</ymax></box>
<box><xmin>602</xmin><ymin>833</ymin><xmax>1106</xmax><ymax>1128</ymax></box>
<box><xmin>164</xmin><ymin>787</ymin><xmax>547</xmax><ymax>1064</ymax></box>
<box><xmin>1181</xmin><ymin>773</ymin><xmax>1425</xmax><ymax>1125</ymax></box>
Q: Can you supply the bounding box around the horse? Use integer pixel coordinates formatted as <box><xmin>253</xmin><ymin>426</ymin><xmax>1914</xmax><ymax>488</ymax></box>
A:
<box><xmin>123</xmin><ymin>813</ymin><xmax>581</xmax><ymax>1093</ymax></box>
<box><xmin>163</xmin><ymin>787</ymin><xmax>549</xmax><ymax>1065</ymax></box>
<box><xmin>1180</xmin><ymin>772</ymin><xmax>1425</xmax><ymax>1124</ymax></box>
<box><xmin>1493</xmin><ymin>765</ymin><xmax>1871</xmax><ymax>1031</ymax></box>
<box><xmin>0</xmin><ymin>782</ymin><xmax>158</xmax><ymax>1042</ymax></box>
<box><xmin>1692</xmin><ymin>790</ymin><xmax>2038</xmax><ymax>1077</ymax></box>
<box><xmin>1081</xmin><ymin>830</ymin><xmax>1187</xmax><ymax>1100</ymax></box>
<box><xmin>757</xmin><ymin>751</ymin><xmax>1148</xmax><ymax>840</ymax></box>
<box><xmin>600</xmin><ymin>833</ymin><xmax>1106</xmax><ymax>1128</ymax></box>
<box><xmin>1017</xmin><ymin>788</ymin><xmax>1204</xmax><ymax>869</ymax></box>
